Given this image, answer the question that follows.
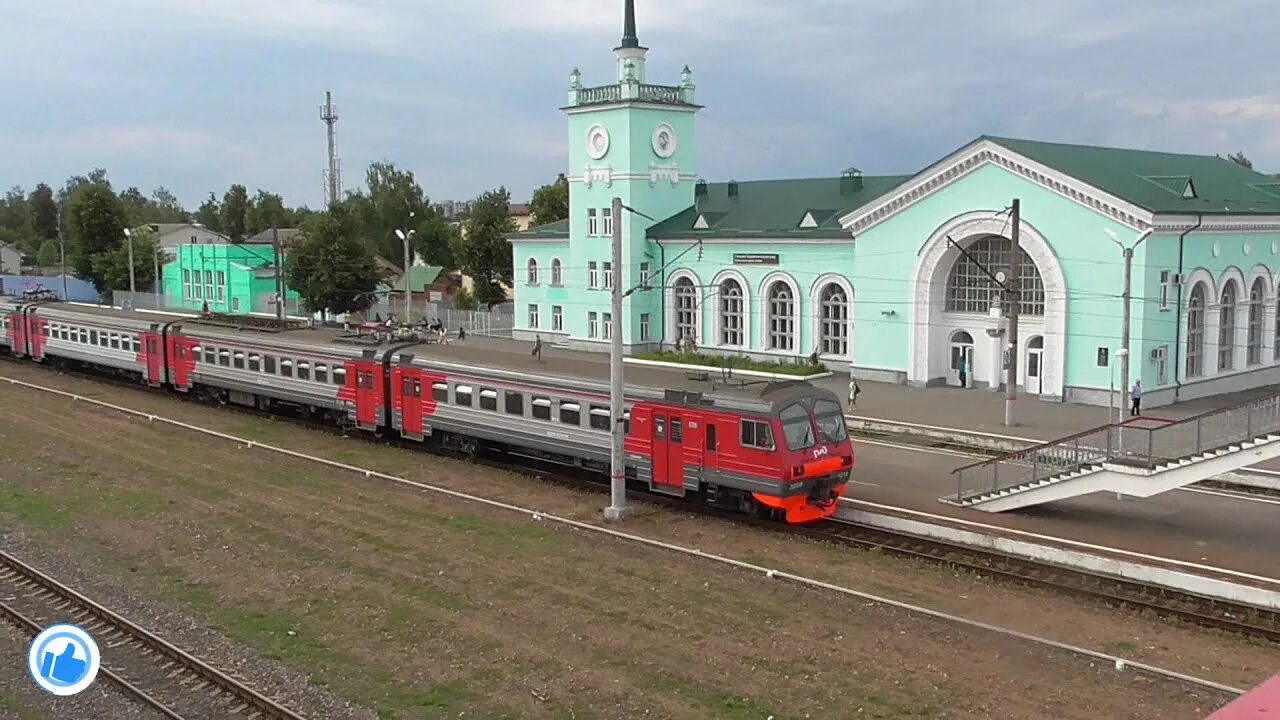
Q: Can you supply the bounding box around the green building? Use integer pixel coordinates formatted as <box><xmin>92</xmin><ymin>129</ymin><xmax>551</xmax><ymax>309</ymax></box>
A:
<box><xmin>161</xmin><ymin>243</ymin><xmax>300</xmax><ymax>315</ymax></box>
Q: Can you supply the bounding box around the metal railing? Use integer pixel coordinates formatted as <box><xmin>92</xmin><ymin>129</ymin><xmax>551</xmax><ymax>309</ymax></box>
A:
<box><xmin>576</xmin><ymin>83</ymin><xmax>687</xmax><ymax>106</ymax></box>
<box><xmin>420</xmin><ymin>302</ymin><xmax>514</xmax><ymax>338</ymax></box>
<box><xmin>951</xmin><ymin>391</ymin><xmax>1280</xmax><ymax>503</ymax></box>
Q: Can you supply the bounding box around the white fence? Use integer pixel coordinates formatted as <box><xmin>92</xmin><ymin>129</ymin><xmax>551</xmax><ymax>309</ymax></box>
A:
<box><xmin>420</xmin><ymin>302</ymin><xmax>514</xmax><ymax>338</ymax></box>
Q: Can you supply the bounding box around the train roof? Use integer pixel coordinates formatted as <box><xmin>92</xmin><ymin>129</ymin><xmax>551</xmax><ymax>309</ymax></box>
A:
<box><xmin>25</xmin><ymin>301</ymin><xmax>837</xmax><ymax>414</ymax></box>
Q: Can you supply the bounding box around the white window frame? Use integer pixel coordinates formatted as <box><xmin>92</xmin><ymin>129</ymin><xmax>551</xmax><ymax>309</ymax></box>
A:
<box><xmin>528</xmin><ymin>303</ymin><xmax>539</xmax><ymax>329</ymax></box>
<box><xmin>588</xmin><ymin>311</ymin><xmax>598</xmax><ymax>338</ymax></box>
<box><xmin>552</xmin><ymin>305</ymin><xmax>563</xmax><ymax>331</ymax></box>
<box><xmin>550</xmin><ymin>258</ymin><xmax>562</xmax><ymax>285</ymax></box>
<box><xmin>526</xmin><ymin>258</ymin><xmax>539</xmax><ymax>285</ymax></box>
<box><xmin>639</xmin><ymin>313</ymin><xmax>650</xmax><ymax>341</ymax></box>
<box><xmin>603</xmin><ymin>261</ymin><xmax>612</xmax><ymax>290</ymax></box>
<box><xmin>588</xmin><ymin>261</ymin><xmax>598</xmax><ymax>289</ymax></box>
<box><xmin>602</xmin><ymin>312</ymin><xmax>612</xmax><ymax>340</ymax></box>
<box><xmin>639</xmin><ymin>262</ymin><xmax>650</xmax><ymax>288</ymax></box>
<box><xmin>587</xmin><ymin>209</ymin><xmax>598</xmax><ymax>236</ymax></box>
<box><xmin>601</xmin><ymin>207</ymin><xmax>613</xmax><ymax>237</ymax></box>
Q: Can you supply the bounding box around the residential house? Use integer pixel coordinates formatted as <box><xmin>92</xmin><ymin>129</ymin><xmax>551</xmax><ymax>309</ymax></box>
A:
<box><xmin>378</xmin><ymin>259</ymin><xmax>462</xmax><ymax>320</ymax></box>
<box><xmin>0</xmin><ymin>242</ymin><xmax>21</xmax><ymax>273</ymax></box>
<box><xmin>244</xmin><ymin>228</ymin><xmax>303</xmax><ymax>247</ymax></box>
<box><xmin>508</xmin><ymin>203</ymin><xmax>534</xmax><ymax>231</ymax></box>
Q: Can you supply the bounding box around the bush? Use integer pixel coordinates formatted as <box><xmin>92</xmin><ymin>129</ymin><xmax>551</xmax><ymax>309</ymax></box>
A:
<box><xmin>636</xmin><ymin>351</ymin><xmax>824</xmax><ymax>376</ymax></box>
<box><xmin>36</xmin><ymin>239</ymin><xmax>60</xmax><ymax>267</ymax></box>
<box><xmin>452</xmin><ymin>287</ymin><xmax>479</xmax><ymax>310</ymax></box>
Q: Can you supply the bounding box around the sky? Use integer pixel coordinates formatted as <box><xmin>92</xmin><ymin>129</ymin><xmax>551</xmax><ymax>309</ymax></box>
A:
<box><xmin>3</xmin><ymin>0</ymin><xmax>1279</xmax><ymax>211</ymax></box>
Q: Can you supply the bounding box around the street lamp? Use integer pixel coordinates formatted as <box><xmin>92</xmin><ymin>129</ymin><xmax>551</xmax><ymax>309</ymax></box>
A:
<box><xmin>1105</xmin><ymin>227</ymin><xmax>1155</xmax><ymax>419</ymax></box>
<box><xmin>1110</xmin><ymin>347</ymin><xmax>1129</xmax><ymax>423</ymax></box>
<box><xmin>123</xmin><ymin>227</ymin><xmax>136</xmax><ymax>296</ymax></box>
<box><xmin>395</xmin><ymin>211</ymin><xmax>416</xmax><ymax>323</ymax></box>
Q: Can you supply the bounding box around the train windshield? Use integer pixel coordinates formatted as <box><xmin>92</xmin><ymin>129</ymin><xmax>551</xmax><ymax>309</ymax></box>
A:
<box><xmin>780</xmin><ymin>403</ymin><xmax>816</xmax><ymax>450</ymax></box>
<box><xmin>813</xmin><ymin>399</ymin><xmax>848</xmax><ymax>443</ymax></box>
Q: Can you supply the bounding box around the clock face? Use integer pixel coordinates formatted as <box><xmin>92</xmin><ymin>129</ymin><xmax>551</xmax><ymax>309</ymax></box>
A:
<box><xmin>652</xmin><ymin>122</ymin><xmax>677</xmax><ymax>158</ymax></box>
<box><xmin>586</xmin><ymin>125</ymin><xmax>610</xmax><ymax>160</ymax></box>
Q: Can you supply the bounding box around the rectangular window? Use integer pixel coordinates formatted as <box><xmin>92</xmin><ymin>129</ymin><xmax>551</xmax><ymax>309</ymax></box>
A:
<box><xmin>588</xmin><ymin>311</ymin><xmax>598</xmax><ymax>338</ymax></box>
<box><xmin>109</xmin><ymin>333</ymin><xmax>120</xmax><ymax>349</ymax></box>
<box><xmin>432</xmin><ymin>382</ymin><xmax>448</xmax><ymax>401</ymax></box>
<box><xmin>706</xmin><ymin>423</ymin><xmax>718</xmax><ymax>451</ymax></box>
<box><xmin>479</xmin><ymin>388</ymin><xmax>498</xmax><ymax>411</ymax></box>
<box><xmin>280</xmin><ymin>359</ymin><xmax>293</xmax><ymax>377</ymax></box>
<box><xmin>1159</xmin><ymin>271</ymin><xmax>1171</xmax><ymax>311</ymax></box>
<box><xmin>233</xmin><ymin>351</ymin><xmax>245</xmax><ymax>369</ymax></box>
<box><xmin>602</xmin><ymin>261</ymin><xmax>612</xmax><ymax>290</ymax></box>
<box><xmin>587</xmin><ymin>208</ymin><xmax>598</xmax><ymax>236</ymax></box>
<box><xmin>639</xmin><ymin>262</ymin><xmax>650</xmax><ymax>288</ymax></box>
<box><xmin>601</xmin><ymin>207</ymin><xmax>613</xmax><ymax>236</ymax></box>
<box><xmin>297</xmin><ymin>362</ymin><xmax>311</xmax><ymax>381</ymax></box>
<box><xmin>740</xmin><ymin>420</ymin><xmax>775</xmax><ymax>450</ymax></box>
<box><xmin>602</xmin><ymin>312</ymin><xmax>613</xmax><ymax>340</ymax></box>
<box><xmin>248</xmin><ymin>353</ymin><xmax>261</xmax><ymax>372</ymax></box>
<box><xmin>315</xmin><ymin>363</ymin><xmax>328</xmax><ymax>384</ymax></box>
<box><xmin>552</xmin><ymin>305</ymin><xmax>563</xmax><ymax>331</ymax></box>
<box><xmin>528</xmin><ymin>303</ymin><xmax>539</xmax><ymax>329</ymax></box>
<box><xmin>670</xmin><ymin>417</ymin><xmax>683</xmax><ymax>443</ymax></box>
<box><xmin>588</xmin><ymin>261</ymin><xmax>598</xmax><ymax>289</ymax></box>
<box><xmin>332</xmin><ymin>366</ymin><xmax>346</xmax><ymax>385</ymax></box>
<box><xmin>218</xmin><ymin>349</ymin><xmax>230</xmax><ymax>367</ymax></box>
<box><xmin>216</xmin><ymin>271</ymin><xmax>226</xmax><ymax>302</ymax></box>
<box><xmin>589</xmin><ymin>405</ymin><xmax>610</xmax><ymax>430</ymax></box>
<box><xmin>1155</xmin><ymin>345</ymin><xmax>1169</xmax><ymax>385</ymax></box>
<box><xmin>204</xmin><ymin>270</ymin><xmax>213</xmax><ymax>301</ymax></box>
<box><xmin>132</xmin><ymin>337</ymin><xmax>141</xmax><ymax>353</ymax></box>
<box><xmin>232</xmin><ymin>298</ymin><xmax>240</xmax><ymax>312</ymax></box>
<box><xmin>532</xmin><ymin>396</ymin><xmax>552</xmax><ymax>420</ymax></box>
<box><xmin>183</xmin><ymin>269</ymin><xmax>191</xmax><ymax>299</ymax></box>
<box><xmin>455</xmin><ymin>385</ymin><xmax>473</xmax><ymax>406</ymax></box>
<box><xmin>505</xmin><ymin>391</ymin><xmax>524</xmax><ymax>415</ymax></box>
<box><xmin>622</xmin><ymin>410</ymin><xmax>631</xmax><ymax>435</ymax></box>
<box><xmin>639</xmin><ymin>313</ymin><xmax>650</xmax><ymax>341</ymax></box>
<box><xmin>559</xmin><ymin>401</ymin><xmax>581</xmax><ymax>426</ymax></box>
<box><xmin>264</xmin><ymin>355</ymin><xmax>276</xmax><ymax>374</ymax></box>
<box><xmin>203</xmin><ymin>346</ymin><xmax>215</xmax><ymax>364</ymax></box>
<box><xmin>194</xmin><ymin>280</ymin><xmax>202</xmax><ymax>300</ymax></box>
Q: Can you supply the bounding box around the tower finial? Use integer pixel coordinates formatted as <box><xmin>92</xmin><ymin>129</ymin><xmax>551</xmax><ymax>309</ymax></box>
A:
<box><xmin>620</xmin><ymin>0</ymin><xmax>639</xmax><ymax>48</ymax></box>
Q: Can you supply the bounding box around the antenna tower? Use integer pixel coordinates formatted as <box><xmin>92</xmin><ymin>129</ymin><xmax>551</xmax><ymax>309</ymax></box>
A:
<box><xmin>320</xmin><ymin>90</ymin><xmax>342</xmax><ymax>207</ymax></box>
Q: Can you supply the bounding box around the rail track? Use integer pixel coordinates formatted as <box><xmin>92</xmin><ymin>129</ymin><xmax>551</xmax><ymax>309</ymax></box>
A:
<box><xmin>0</xmin><ymin>549</ymin><xmax>308</xmax><ymax>720</ymax></box>
<box><xmin>6</xmin><ymin>359</ymin><xmax>1280</xmax><ymax>645</ymax></box>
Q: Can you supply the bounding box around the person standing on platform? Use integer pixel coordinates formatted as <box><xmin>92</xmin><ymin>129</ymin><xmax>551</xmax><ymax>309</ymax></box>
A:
<box><xmin>958</xmin><ymin>356</ymin><xmax>968</xmax><ymax>389</ymax></box>
<box><xmin>1131</xmin><ymin>379</ymin><xmax>1142</xmax><ymax>416</ymax></box>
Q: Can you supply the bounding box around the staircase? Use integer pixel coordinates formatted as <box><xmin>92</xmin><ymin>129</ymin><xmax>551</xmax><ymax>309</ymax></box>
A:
<box><xmin>943</xmin><ymin>392</ymin><xmax>1280</xmax><ymax>512</ymax></box>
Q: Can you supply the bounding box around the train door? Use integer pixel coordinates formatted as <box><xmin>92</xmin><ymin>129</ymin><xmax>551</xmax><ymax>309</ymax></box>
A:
<box><xmin>354</xmin><ymin>365</ymin><xmax>381</xmax><ymax>429</ymax></box>
<box><xmin>399</xmin><ymin>369</ymin><xmax>424</xmax><ymax>439</ymax></box>
<box><xmin>26</xmin><ymin>314</ymin><xmax>46</xmax><ymax>361</ymax></box>
<box><xmin>651</xmin><ymin>411</ymin><xmax>685</xmax><ymax>491</ymax></box>
<box><xmin>166</xmin><ymin>334</ymin><xmax>196</xmax><ymax>390</ymax></box>
<box><xmin>8</xmin><ymin>312</ymin><xmax>24</xmax><ymax>357</ymax></box>
<box><xmin>143</xmin><ymin>332</ymin><xmax>165</xmax><ymax>387</ymax></box>
<box><xmin>683</xmin><ymin>413</ymin><xmax>706</xmax><ymax>476</ymax></box>
<box><xmin>651</xmin><ymin>412</ymin><xmax>670</xmax><ymax>487</ymax></box>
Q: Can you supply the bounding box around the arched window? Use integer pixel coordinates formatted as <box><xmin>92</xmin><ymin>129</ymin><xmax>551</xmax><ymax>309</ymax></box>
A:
<box><xmin>1219</xmin><ymin>280</ymin><xmax>1237</xmax><ymax>371</ymax></box>
<box><xmin>719</xmin><ymin>278</ymin><xmax>744</xmax><ymax>346</ymax></box>
<box><xmin>818</xmin><ymin>283</ymin><xmax>849</xmax><ymax>356</ymax></box>
<box><xmin>766</xmin><ymin>280</ymin><xmax>795</xmax><ymax>351</ymax></box>
<box><xmin>673</xmin><ymin>277</ymin><xmax>697</xmax><ymax>344</ymax></box>
<box><xmin>1187</xmin><ymin>283</ymin><xmax>1205</xmax><ymax>377</ymax></box>
<box><xmin>1248</xmin><ymin>277</ymin><xmax>1265</xmax><ymax>365</ymax></box>
<box><xmin>945</xmin><ymin>237</ymin><xmax>1045</xmax><ymax>315</ymax></box>
<box><xmin>550</xmin><ymin>258</ymin><xmax>562</xmax><ymax>285</ymax></box>
<box><xmin>526</xmin><ymin>258</ymin><xmax>538</xmax><ymax>285</ymax></box>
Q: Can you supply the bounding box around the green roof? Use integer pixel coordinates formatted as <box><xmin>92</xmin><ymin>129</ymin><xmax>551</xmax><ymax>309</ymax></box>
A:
<box><xmin>511</xmin><ymin>218</ymin><xmax>569</xmax><ymax>240</ymax></box>
<box><xmin>646</xmin><ymin>175</ymin><xmax>910</xmax><ymax>240</ymax></box>
<box><xmin>986</xmin><ymin>136</ymin><xmax>1280</xmax><ymax>215</ymax></box>
<box><xmin>379</xmin><ymin>265</ymin><xmax>442</xmax><ymax>291</ymax></box>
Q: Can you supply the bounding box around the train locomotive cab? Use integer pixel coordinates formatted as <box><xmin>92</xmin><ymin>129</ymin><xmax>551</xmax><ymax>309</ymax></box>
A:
<box><xmin>749</xmin><ymin>388</ymin><xmax>853</xmax><ymax>524</ymax></box>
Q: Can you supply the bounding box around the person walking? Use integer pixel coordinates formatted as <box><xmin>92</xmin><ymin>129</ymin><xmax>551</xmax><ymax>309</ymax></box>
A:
<box><xmin>1130</xmin><ymin>379</ymin><xmax>1142</xmax><ymax>417</ymax></box>
<box><xmin>957</xmin><ymin>356</ymin><xmax>968</xmax><ymax>389</ymax></box>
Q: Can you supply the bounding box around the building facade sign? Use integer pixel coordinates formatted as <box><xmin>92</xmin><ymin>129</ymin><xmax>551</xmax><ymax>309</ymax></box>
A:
<box><xmin>732</xmin><ymin>253</ymin><xmax>779</xmax><ymax>265</ymax></box>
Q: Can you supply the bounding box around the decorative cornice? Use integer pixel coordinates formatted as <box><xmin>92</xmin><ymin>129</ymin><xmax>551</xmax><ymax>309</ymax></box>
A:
<box><xmin>568</xmin><ymin>172</ymin><xmax>697</xmax><ymax>183</ymax></box>
<box><xmin>563</xmin><ymin>101</ymin><xmax>701</xmax><ymax>115</ymax></box>
<box><xmin>1151</xmin><ymin>216</ymin><xmax>1280</xmax><ymax>233</ymax></box>
<box><xmin>840</xmin><ymin>139</ymin><xmax>1157</xmax><ymax>235</ymax></box>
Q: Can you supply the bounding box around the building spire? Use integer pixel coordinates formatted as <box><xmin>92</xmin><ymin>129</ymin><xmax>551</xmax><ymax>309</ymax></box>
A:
<box><xmin>620</xmin><ymin>0</ymin><xmax>640</xmax><ymax>48</ymax></box>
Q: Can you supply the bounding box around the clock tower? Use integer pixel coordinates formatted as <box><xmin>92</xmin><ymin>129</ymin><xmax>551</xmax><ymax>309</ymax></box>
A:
<box><xmin>562</xmin><ymin>0</ymin><xmax>701</xmax><ymax>350</ymax></box>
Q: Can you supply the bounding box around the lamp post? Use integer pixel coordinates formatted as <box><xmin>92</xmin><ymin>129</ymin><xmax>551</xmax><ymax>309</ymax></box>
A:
<box><xmin>123</xmin><ymin>227</ymin><xmax>136</xmax><ymax>296</ymax></box>
<box><xmin>395</xmin><ymin>211</ymin><xmax>416</xmax><ymax>323</ymax></box>
<box><xmin>1105</xmin><ymin>227</ymin><xmax>1155</xmax><ymax>419</ymax></box>
<box><xmin>604</xmin><ymin>196</ymin><xmax>628</xmax><ymax>521</ymax></box>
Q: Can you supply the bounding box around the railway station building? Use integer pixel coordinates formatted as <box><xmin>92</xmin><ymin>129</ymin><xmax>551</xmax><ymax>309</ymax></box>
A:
<box><xmin>509</xmin><ymin>0</ymin><xmax>1280</xmax><ymax>409</ymax></box>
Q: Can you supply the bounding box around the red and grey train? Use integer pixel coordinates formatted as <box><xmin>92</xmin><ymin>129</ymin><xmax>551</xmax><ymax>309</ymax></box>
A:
<box><xmin>0</xmin><ymin>298</ymin><xmax>853</xmax><ymax>523</ymax></box>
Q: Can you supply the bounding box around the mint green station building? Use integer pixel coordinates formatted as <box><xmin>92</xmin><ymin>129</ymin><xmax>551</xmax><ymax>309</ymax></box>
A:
<box><xmin>509</xmin><ymin>0</ymin><xmax>1280</xmax><ymax>409</ymax></box>
<box><xmin>161</xmin><ymin>244</ymin><xmax>300</xmax><ymax>315</ymax></box>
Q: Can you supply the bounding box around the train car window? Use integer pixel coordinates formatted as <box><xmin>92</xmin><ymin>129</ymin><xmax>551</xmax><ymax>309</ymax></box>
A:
<box><xmin>264</xmin><ymin>355</ymin><xmax>276</xmax><ymax>374</ymax></box>
<box><xmin>505</xmin><ymin>391</ymin><xmax>524</xmax><ymax>415</ymax></box>
<box><xmin>111</xmin><ymin>333</ymin><xmax>121</xmax><ymax>349</ymax></box>
<box><xmin>402</xmin><ymin>376</ymin><xmax>412</xmax><ymax>395</ymax></box>
<box><xmin>670</xmin><ymin>417</ymin><xmax>683</xmax><ymax>442</ymax></box>
<box><xmin>813</xmin><ymin>399</ymin><xmax>848</xmax><ymax>442</ymax></box>
<box><xmin>248</xmin><ymin>354</ymin><xmax>261</xmax><ymax>372</ymax></box>
<box><xmin>412</xmin><ymin>378</ymin><xmax>421</xmax><ymax>397</ymax></box>
<box><xmin>655</xmin><ymin>415</ymin><xmax>665</xmax><ymax>439</ymax></box>
<box><xmin>79</xmin><ymin>329</ymin><xmax>88</xmax><ymax>343</ymax></box>
<box><xmin>455</xmin><ymin>385</ymin><xmax>473</xmax><ymax>406</ymax></box>
<box><xmin>297</xmin><ymin>362</ymin><xmax>311</xmax><ymax>381</ymax></box>
<box><xmin>559</xmin><ymin>402</ymin><xmax>581</xmax><ymax>426</ymax></box>
<box><xmin>233</xmin><ymin>352</ymin><xmax>245</xmax><ymax>369</ymax></box>
<box><xmin>705</xmin><ymin>424</ymin><xmax>717</xmax><ymax>450</ymax></box>
<box><xmin>315</xmin><ymin>364</ymin><xmax>328</xmax><ymax>384</ymax></box>
<box><xmin>479</xmin><ymin>388</ymin><xmax>498</xmax><ymax>411</ymax></box>
<box><xmin>623</xmin><ymin>410</ymin><xmax>631</xmax><ymax>434</ymax></box>
<box><xmin>740</xmin><ymin>420</ymin><xmax>774</xmax><ymax>450</ymax></box>
<box><xmin>780</xmin><ymin>403</ymin><xmax>816</xmax><ymax>451</ymax></box>
<box><xmin>432</xmin><ymin>382</ymin><xmax>448</xmax><ymax>401</ymax></box>
<box><xmin>532</xmin><ymin>396</ymin><xmax>551</xmax><ymax>420</ymax></box>
<box><xmin>332</xmin><ymin>366</ymin><xmax>345</xmax><ymax>385</ymax></box>
<box><xmin>100</xmin><ymin>332</ymin><xmax>108</xmax><ymax>347</ymax></box>
<box><xmin>588</xmin><ymin>406</ymin><xmax>610</xmax><ymax>430</ymax></box>
<box><xmin>218</xmin><ymin>350</ymin><xmax>231</xmax><ymax>367</ymax></box>
<box><xmin>89</xmin><ymin>330</ymin><xmax>98</xmax><ymax>345</ymax></box>
<box><xmin>205</xmin><ymin>347</ymin><xmax>216</xmax><ymax>364</ymax></box>
<box><xmin>132</xmin><ymin>338</ymin><xmax>141</xmax><ymax>353</ymax></box>
<box><xmin>280</xmin><ymin>359</ymin><xmax>293</xmax><ymax>377</ymax></box>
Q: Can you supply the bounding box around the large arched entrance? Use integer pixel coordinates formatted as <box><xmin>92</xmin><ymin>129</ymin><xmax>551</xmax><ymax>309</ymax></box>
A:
<box><xmin>911</xmin><ymin>212</ymin><xmax>1067</xmax><ymax>399</ymax></box>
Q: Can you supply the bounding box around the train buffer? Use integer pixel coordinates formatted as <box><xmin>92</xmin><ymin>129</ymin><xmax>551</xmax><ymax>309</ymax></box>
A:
<box><xmin>944</xmin><ymin>391</ymin><xmax>1280</xmax><ymax>512</ymax></box>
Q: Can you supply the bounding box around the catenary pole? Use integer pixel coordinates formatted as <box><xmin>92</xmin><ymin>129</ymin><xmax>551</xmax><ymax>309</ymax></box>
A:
<box><xmin>1109</xmin><ymin>227</ymin><xmax>1152</xmax><ymax>418</ymax></box>
<box><xmin>604</xmin><ymin>195</ymin><xmax>631</xmax><ymax>520</ymax></box>
<box><xmin>1004</xmin><ymin>199</ymin><xmax>1020</xmax><ymax>427</ymax></box>
<box><xmin>125</xmin><ymin>228</ymin><xmax>136</xmax><ymax>295</ymax></box>
<box><xmin>153</xmin><ymin>244</ymin><xmax>161</xmax><ymax>308</ymax></box>
<box><xmin>273</xmin><ymin>225</ymin><xmax>284</xmax><ymax>322</ymax></box>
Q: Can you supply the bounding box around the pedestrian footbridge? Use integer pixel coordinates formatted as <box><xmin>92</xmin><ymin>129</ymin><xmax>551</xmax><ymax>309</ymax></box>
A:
<box><xmin>943</xmin><ymin>392</ymin><xmax>1280</xmax><ymax>512</ymax></box>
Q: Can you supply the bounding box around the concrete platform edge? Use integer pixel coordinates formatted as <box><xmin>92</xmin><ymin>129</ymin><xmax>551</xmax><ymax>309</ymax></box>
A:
<box><xmin>842</xmin><ymin>508</ymin><xmax>1280</xmax><ymax>611</ymax></box>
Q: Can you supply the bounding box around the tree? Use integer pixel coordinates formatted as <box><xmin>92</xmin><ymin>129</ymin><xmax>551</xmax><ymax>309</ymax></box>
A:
<box><xmin>30</xmin><ymin>184</ymin><xmax>58</xmax><ymax>240</ymax></box>
<box><xmin>451</xmin><ymin>287</ymin><xmax>478</xmax><ymax>310</ymax></box>
<box><xmin>1228</xmin><ymin>151</ymin><xmax>1253</xmax><ymax>170</ymax></box>
<box><xmin>351</xmin><ymin>161</ymin><xmax>430</xmax><ymax>266</ymax></box>
<box><xmin>529</xmin><ymin>173</ymin><xmax>569</xmax><ymax>227</ymax></box>
<box><xmin>66</xmin><ymin>183</ymin><xmax>126</xmax><ymax>289</ymax></box>
<box><xmin>246</xmin><ymin>190</ymin><xmax>287</xmax><ymax>236</ymax></box>
<box><xmin>151</xmin><ymin>187</ymin><xmax>189</xmax><ymax>223</ymax></box>
<box><xmin>91</xmin><ymin>229</ymin><xmax>157</xmax><ymax>294</ymax></box>
<box><xmin>1</xmin><ymin>186</ymin><xmax>28</xmax><ymax>232</ymax></box>
<box><xmin>118</xmin><ymin>186</ymin><xmax>151</xmax><ymax>226</ymax></box>
<box><xmin>195</xmin><ymin>193</ymin><xmax>221</xmax><ymax>230</ymax></box>
<box><xmin>286</xmin><ymin>204</ymin><xmax>383</xmax><ymax>318</ymax></box>
<box><xmin>36</xmin><ymin>239</ymin><xmax>60</xmax><ymax>266</ymax></box>
<box><xmin>457</xmin><ymin>187</ymin><xmax>516</xmax><ymax>306</ymax></box>
<box><xmin>221</xmin><ymin>184</ymin><xmax>249</xmax><ymax>240</ymax></box>
<box><xmin>415</xmin><ymin>214</ymin><xmax>459</xmax><ymax>269</ymax></box>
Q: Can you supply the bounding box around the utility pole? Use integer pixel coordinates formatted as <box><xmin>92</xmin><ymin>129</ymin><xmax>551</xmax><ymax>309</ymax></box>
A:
<box><xmin>604</xmin><ymin>195</ymin><xmax>630</xmax><ymax>521</ymax></box>
<box><xmin>1108</xmin><ymin>227</ymin><xmax>1154</xmax><ymax>418</ymax></box>
<box><xmin>124</xmin><ymin>228</ymin><xmax>136</xmax><ymax>296</ymax></box>
<box><xmin>395</xmin><ymin>214</ymin><xmax>416</xmax><ymax>323</ymax></box>
<box><xmin>1004</xmin><ymin>199</ymin><xmax>1021</xmax><ymax>427</ymax></box>
<box><xmin>153</xmin><ymin>244</ymin><xmax>161</xmax><ymax>308</ymax></box>
<box><xmin>272</xmin><ymin>225</ymin><xmax>284</xmax><ymax>322</ymax></box>
<box><xmin>57</xmin><ymin>205</ymin><xmax>67</xmax><ymax>301</ymax></box>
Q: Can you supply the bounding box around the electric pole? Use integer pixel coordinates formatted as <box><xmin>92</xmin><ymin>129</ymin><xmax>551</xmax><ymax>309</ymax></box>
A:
<box><xmin>1108</xmin><ymin>227</ymin><xmax>1154</xmax><ymax>418</ymax></box>
<box><xmin>320</xmin><ymin>91</ymin><xmax>342</xmax><ymax>208</ymax></box>
<box><xmin>153</xmin><ymin>245</ymin><xmax>161</xmax><ymax>308</ymax></box>
<box><xmin>273</xmin><ymin>225</ymin><xmax>284</xmax><ymax>322</ymax></box>
<box><xmin>57</xmin><ymin>205</ymin><xmax>67</xmax><ymax>301</ymax></box>
<box><xmin>124</xmin><ymin>228</ymin><xmax>136</xmax><ymax>296</ymax></box>
<box><xmin>1004</xmin><ymin>199</ymin><xmax>1021</xmax><ymax>427</ymax></box>
<box><xmin>604</xmin><ymin>195</ymin><xmax>630</xmax><ymax>521</ymax></box>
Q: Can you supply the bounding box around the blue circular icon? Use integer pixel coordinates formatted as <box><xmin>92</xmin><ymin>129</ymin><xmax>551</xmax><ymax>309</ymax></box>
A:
<box><xmin>27</xmin><ymin>624</ymin><xmax>100</xmax><ymax>696</ymax></box>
